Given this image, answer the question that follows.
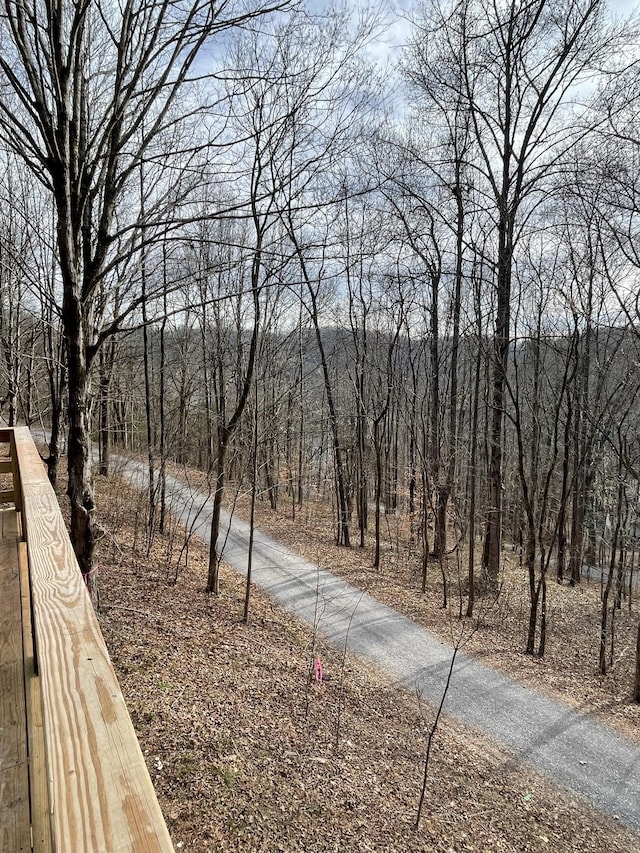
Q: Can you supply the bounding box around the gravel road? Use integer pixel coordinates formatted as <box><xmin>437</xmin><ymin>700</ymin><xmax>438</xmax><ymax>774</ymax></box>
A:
<box><xmin>115</xmin><ymin>457</ymin><xmax>640</xmax><ymax>834</ymax></box>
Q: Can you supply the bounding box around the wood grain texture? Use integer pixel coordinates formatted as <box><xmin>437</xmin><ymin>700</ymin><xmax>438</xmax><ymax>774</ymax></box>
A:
<box><xmin>0</xmin><ymin>508</ymin><xmax>30</xmax><ymax>853</ymax></box>
<box><xmin>12</xmin><ymin>428</ymin><xmax>173</xmax><ymax>852</ymax></box>
<box><xmin>19</xmin><ymin>539</ymin><xmax>53</xmax><ymax>853</ymax></box>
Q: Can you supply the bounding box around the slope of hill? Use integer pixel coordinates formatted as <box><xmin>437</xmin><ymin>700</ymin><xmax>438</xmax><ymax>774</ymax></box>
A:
<box><xmin>95</xmin><ymin>473</ymin><xmax>639</xmax><ymax>852</ymax></box>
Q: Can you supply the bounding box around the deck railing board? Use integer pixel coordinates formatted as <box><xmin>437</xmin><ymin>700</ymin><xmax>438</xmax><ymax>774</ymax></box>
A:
<box><xmin>18</xmin><ymin>538</ymin><xmax>53</xmax><ymax>853</ymax></box>
<box><xmin>0</xmin><ymin>509</ymin><xmax>30</xmax><ymax>853</ymax></box>
<box><xmin>0</xmin><ymin>428</ymin><xmax>173</xmax><ymax>852</ymax></box>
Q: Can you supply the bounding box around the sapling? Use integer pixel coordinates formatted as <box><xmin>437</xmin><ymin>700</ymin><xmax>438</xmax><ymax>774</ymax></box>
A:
<box><xmin>415</xmin><ymin>593</ymin><xmax>497</xmax><ymax>827</ymax></box>
<box><xmin>334</xmin><ymin>591</ymin><xmax>364</xmax><ymax>752</ymax></box>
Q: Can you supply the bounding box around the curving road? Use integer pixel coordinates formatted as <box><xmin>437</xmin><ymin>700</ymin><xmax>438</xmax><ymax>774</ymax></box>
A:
<box><xmin>114</xmin><ymin>455</ymin><xmax>640</xmax><ymax>835</ymax></box>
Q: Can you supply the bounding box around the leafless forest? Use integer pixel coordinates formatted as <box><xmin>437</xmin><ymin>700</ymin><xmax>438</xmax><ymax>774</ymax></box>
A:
<box><xmin>1</xmin><ymin>0</ymin><xmax>640</xmax><ymax>687</ymax></box>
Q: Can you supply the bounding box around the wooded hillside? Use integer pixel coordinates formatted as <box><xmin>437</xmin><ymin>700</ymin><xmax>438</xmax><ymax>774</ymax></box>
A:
<box><xmin>0</xmin><ymin>0</ymin><xmax>640</xmax><ymax>681</ymax></box>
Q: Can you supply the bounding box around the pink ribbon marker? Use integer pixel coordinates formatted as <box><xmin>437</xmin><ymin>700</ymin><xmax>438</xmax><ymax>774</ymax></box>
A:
<box><xmin>313</xmin><ymin>657</ymin><xmax>324</xmax><ymax>683</ymax></box>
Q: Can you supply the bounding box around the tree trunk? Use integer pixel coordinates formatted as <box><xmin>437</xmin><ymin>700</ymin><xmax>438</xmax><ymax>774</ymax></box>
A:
<box><xmin>373</xmin><ymin>421</ymin><xmax>383</xmax><ymax>569</ymax></box>
<box><xmin>525</xmin><ymin>530</ymin><xmax>538</xmax><ymax>656</ymax></box>
<box><xmin>482</xmin><ymin>227</ymin><xmax>512</xmax><ymax>584</ymax></box>
<box><xmin>557</xmin><ymin>397</ymin><xmax>572</xmax><ymax>583</ymax></box>
<box><xmin>45</xmin><ymin>331</ymin><xmax>66</xmax><ymax>491</ymax></box>
<box><xmin>634</xmin><ymin>620</ymin><xmax>640</xmax><ymax>703</ymax></box>
<box><xmin>65</xmin><ymin>330</ymin><xmax>96</xmax><ymax>580</ymax></box>
<box><xmin>538</xmin><ymin>571</ymin><xmax>548</xmax><ymax>658</ymax></box>
<box><xmin>313</xmin><ymin>320</ymin><xmax>350</xmax><ymax>546</ymax></box>
<box><xmin>158</xmin><ymin>267</ymin><xmax>168</xmax><ymax>533</ymax></box>
<box><xmin>143</xmin><ymin>305</ymin><xmax>156</xmax><ymax>552</ymax></box>
<box><xmin>357</xmin><ymin>394</ymin><xmax>367</xmax><ymax>547</ymax></box>
<box><xmin>429</xmin><ymin>266</ymin><xmax>445</xmax><ymax>559</ymax></box>
<box><xmin>243</xmin><ymin>385</ymin><xmax>259</xmax><ymax>624</ymax></box>
<box><xmin>289</xmin><ymin>227</ymin><xmax>350</xmax><ymax>547</ymax></box>
<box><xmin>98</xmin><ymin>346</ymin><xmax>112</xmax><ymax>477</ymax></box>
<box><xmin>570</xmin><ymin>295</ymin><xmax>593</xmax><ymax>587</ymax></box>
<box><xmin>466</xmin><ymin>258</ymin><xmax>483</xmax><ymax>618</ymax></box>
<box><xmin>600</xmin><ymin>470</ymin><xmax>624</xmax><ymax>675</ymax></box>
<box><xmin>206</xmin><ymin>444</ymin><xmax>227</xmax><ymax>595</ymax></box>
<box><xmin>421</xmin><ymin>464</ymin><xmax>431</xmax><ymax>594</ymax></box>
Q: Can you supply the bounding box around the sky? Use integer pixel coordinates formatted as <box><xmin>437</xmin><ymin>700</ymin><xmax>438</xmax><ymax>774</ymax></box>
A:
<box><xmin>612</xmin><ymin>0</ymin><xmax>638</xmax><ymax>12</ymax></box>
<box><xmin>357</xmin><ymin>0</ymin><xmax>640</xmax><ymax>72</ymax></box>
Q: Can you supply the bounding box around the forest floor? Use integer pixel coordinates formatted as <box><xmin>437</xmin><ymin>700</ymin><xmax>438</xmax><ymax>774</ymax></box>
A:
<box><xmin>229</xmin><ymin>485</ymin><xmax>640</xmax><ymax>742</ymax></box>
<box><xmin>92</xmin><ymin>468</ymin><xmax>640</xmax><ymax>852</ymax></box>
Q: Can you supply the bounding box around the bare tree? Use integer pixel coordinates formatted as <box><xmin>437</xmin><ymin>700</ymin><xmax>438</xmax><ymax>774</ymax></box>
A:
<box><xmin>262</xmin><ymin>9</ymin><xmax>381</xmax><ymax>547</ymax></box>
<box><xmin>406</xmin><ymin>0</ymin><xmax>623</xmax><ymax>585</ymax></box>
<box><xmin>0</xmin><ymin>0</ymin><xmax>292</xmax><ymax>577</ymax></box>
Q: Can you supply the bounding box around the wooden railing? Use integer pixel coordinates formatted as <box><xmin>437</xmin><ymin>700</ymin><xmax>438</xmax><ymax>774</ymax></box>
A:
<box><xmin>0</xmin><ymin>427</ymin><xmax>173</xmax><ymax>852</ymax></box>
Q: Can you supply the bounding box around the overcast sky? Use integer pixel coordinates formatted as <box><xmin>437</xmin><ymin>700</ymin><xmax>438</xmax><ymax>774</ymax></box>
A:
<box><xmin>363</xmin><ymin>0</ymin><xmax>640</xmax><ymax>67</ymax></box>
